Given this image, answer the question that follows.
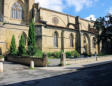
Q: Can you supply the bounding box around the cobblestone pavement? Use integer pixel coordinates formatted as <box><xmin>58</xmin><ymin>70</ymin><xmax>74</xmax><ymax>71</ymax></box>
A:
<box><xmin>1</xmin><ymin>62</ymin><xmax>112</xmax><ymax>86</ymax></box>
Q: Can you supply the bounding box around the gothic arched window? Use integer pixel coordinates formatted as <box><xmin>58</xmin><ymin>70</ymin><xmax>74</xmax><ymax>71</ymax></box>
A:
<box><xmin>70</xmin><ymin>34</ymin><xmax>74</xmax><ymax>47</ymax></box>
<box><xmin>54</xmin><ymin>32</ymin><xmax>58</xmax><ymax>48</ymax></box>
<box><xmin>93</xmin><ymin>37</ymin><xmax>96</xmax><ymax>48</ymax></box>
<box><xmin>11</xmin><ymin>2</ymin><xmax>23</xmax><ymax>19</ymax></box>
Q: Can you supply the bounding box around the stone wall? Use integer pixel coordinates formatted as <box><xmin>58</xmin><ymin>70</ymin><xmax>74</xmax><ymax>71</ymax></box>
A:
<box><xmin>0</xmin><ymin>23</ymin><xmax>28</xmax><ymax>54</ymax></box>
<box><xmin>35</xmin><ymin>24</ymin><xmax>98</xmax><ymax>54</ymax></box>
<box><xmin>7</xmin><ymin>56</ymin><xmax>47</xmax><ymax>67</ymax></box>
<box><xmin>0</xmin><ymin>0</ymin><xmax>3</xmax><ymax>18</ymax></box>
<box><xmin>38</xmin><ymin>7</ymin><xmax>95</xmax><ymax>31</ymax></box>
<box><xmin>41</xmin><ymin>25</ymin><xmax>78</xmax><ymax>53</ymax></box>
<box><xmin>3</xmin><ymin>0</ymin><xmax>34</xmax><ymax>25</ymax></box>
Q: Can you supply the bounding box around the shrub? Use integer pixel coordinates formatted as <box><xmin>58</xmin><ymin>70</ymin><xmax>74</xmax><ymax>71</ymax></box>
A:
<box><xmin>82</xmin><ymin>52</ymin><xmax>91</xmax><ymax>57</ymax></box>
<box><xmin>66</xmin><ymin>52</ymin><xmax>73</xmax><ymax>58</ymax></box>
<box><xmin>18</xmin><ymin>33</ymin><xmax>26</xmax><ymax>56</ymax></box>
<box><xmin>34</xmin><ymin>49</ymin><xmax>43</xmax><ymax>58</ymax></box>
<box><xmin>66</xmin><ymin>50</ymin><xmax>80</xmax><ymax>58</ymax></box>
<box><xmin>0</xmin><ymin>55</ymin><xmax>4</xmax><ymax>58</ymax></box>
<box><xmin>55</xmin><ymin>51</ymin><xmax>61</xmax><ymax>58</ymax></box>
<box><xmin>74</xmin><ymin>50</ymin><xmax>80</xmax><ymax>58</ymax></box>
<box><xmin>28</xmin><ymin>20</ymin><xmax>36</xmax><ymax>56</ymax></box>
<box><xmin>98</xmin><ymin>52</ymin><xmax>105</xmax><ymax>56</ymax></box>
<box><xmin>47</xmin><ymin>52</ymin><xmax>53</xmax><ymax>57</ymax></box>
<box><xmin>9</xmin><ymin>35</ymin><xmax>17</xmax><ymax>55</ymax></box>
<box><xmin>47</xmin><ymin>51</ymin><xmax>61</xmax><ymax>58</ymax></box>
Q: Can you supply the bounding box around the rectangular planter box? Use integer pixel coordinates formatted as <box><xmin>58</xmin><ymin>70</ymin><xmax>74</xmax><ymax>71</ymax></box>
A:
<box><xmin>7</xmin><ymin>56</ymin><xmax>47</xmax><ymax>67</ymax></box>
<box><xmin>0</xmin><ymin>58</ymin><xmax>4</xmax><ymax>62</ymax></box>
<box><xmin>0</xmin><ymin>55</ymin><xmax>4</xmax><ymax>62</ymax></box>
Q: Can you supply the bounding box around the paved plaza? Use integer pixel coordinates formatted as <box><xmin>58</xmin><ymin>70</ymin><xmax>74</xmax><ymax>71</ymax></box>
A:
<box><xmin>0</xmin><ymin>61</ymin><xmax>74</xmax><ymax>86</ymax></box>
<box><xmin>0</xmin><ymin>55</ymin><xmax>112</xmax><ymax>86</ymax></box>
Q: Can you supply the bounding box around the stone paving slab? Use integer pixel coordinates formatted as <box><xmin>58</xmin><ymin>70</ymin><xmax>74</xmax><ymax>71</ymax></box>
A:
<box><xmin>0</xmin><ymin>55</ymin><xmax>112</xmax><ymax>86</ymax></box>
<box><xmin>39</xmin><ymin>55</ymin><xmax>112</xmax><ymax>71</ymax></box>
<box><xmin>0</xmin><ymin>62</ymin><xmax>73</xmax><ymax>86</ymax></box>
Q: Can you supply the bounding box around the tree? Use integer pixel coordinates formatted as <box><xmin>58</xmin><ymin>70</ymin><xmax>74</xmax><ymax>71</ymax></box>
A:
<box><xmin>28</xmin><ymin>20</ymin><xmax>36</xmax><ymax>55</ymax></box>
<box><xmin>94</xmin><ymin>14</ymin><xmax>112</xmax><ymax>53</ymax></box>
<box><xmin>18</xmin><ymin>33</ymin><xmax>26</xmax><ymax>56</ymax></box>
<box><xmin>9</xmin><ymin>35</ymin><xmax>17</xmax><ymax>55</ymax></box>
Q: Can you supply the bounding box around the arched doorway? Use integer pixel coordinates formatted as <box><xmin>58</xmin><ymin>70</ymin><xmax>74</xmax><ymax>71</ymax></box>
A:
<box><xmin>83</xmin><ymin>33</ymin><xmax>90</xmax><ymax>55</ymax></box>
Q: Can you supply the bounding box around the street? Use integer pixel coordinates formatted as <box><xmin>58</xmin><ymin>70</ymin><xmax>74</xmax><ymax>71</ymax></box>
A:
<box><xmin>1</xmin><ymin>62</ymin><xmax>112</xmax><ymax>86</ymax></box>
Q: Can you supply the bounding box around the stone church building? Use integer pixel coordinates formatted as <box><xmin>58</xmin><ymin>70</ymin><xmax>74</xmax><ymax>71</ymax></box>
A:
<box><xmin>0</xmin><ymin>0</ymin><xmax>98</xmax><ymax>55</ymax></box>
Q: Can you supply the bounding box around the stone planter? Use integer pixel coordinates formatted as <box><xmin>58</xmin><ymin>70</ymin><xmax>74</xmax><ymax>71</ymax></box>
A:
<box><xmin>6</xmin><ymin>55</ymin><xmax>48</xmax><ymax>67</ymax></box>
<box><xmin>0</xmin><ymin>62</ymin><xmax>3</xmax><ymax>72</ymax></box>
<box><xmin>0</xmin><ymin>56</ymin><xmax>4</xmax><ymax>62</ymax></box>
<box><xmin>0</xmin><ymin>58</ymin><xmax>4</xmax><ymax>62</ymax></box>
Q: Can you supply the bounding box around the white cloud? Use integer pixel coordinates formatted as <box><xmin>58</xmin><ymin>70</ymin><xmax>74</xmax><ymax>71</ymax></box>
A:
<box><xmin>35</xmin><ymin>0</ymin><xmax>64</xmax><ymax>12</ymax></box>
<box><xmin>85</xmin><ymin>14</ymin><xmax>96</xmax><ymax>21</ymax></box>
<box><xmin>66</xmin><ymin>0</ymin><xmax>98</xmax><ymax>12</ymax></box>
<box><xmin>35</xmin><ymin>0</ymin><xmax>98</xmax><ymax>12</ymax></box>
<box><xmin>108</xmin><ymin>7</ymin><xmax>112</xmax><ymax>14</ymax></box>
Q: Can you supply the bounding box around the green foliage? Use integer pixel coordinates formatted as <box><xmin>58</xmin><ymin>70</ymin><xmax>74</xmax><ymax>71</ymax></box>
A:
<box><xmin>82</xmin><ymin>52</ymin><xmax>91</xmax><ymax>57</ymax></box>
<box><xmin>9</xmin><ymin>35</ymin><xmax>17</xmax><ymax>55</ymax></box>
<box><xmin>66</xmin><ymin>52</ymin><xmax>73</xmax><ymax>58</ymax></box>
<box><xmin>0</xmin><ymin>55</ymin><xmax>4</xmax><ymax>58</ymax></box>
<box><xmin>0</xmin><ymin>48</ymin><xmax>2</xmax><ymax>55</ymax></box>
<box><xmin>47</xmin><ymin>52</ymin><xmax>53</xmax><ymax>57</ymax></box>
<box><xmin>66</xmin><ymin>50</ymin><xmax>80</xmax><ymax>58</ymax></box>
<box><xmin>47</xmin><ymin>51</ymin><xmax>61</xmax><ymax>58</ymax></box>
<box><xmin>28</xmin><ymin>20</ymin><xmax>36</xmax><ymax>56</ymax></box>
<box><xmin>55</xmin><ymin>51</ymin><xmax>61</xmax><ymax>58</ymax></box>
<box><xmin>97</xmin><ymin>53</ymin><xmax>106</xmax><ymax>56</ymax></box>
<box><xmin>74</xmin><ymin>50</ymin><xmax>80</xmax><ymax>57</ymax></box>
<box><xmin>94</xmin><ymin>15</ymin><xmax>112</xmax><ymax>44</ymax></box>
<box><xmin>18</xmin><ymin>33</ymin><xmax>26</xmax><ymax>56</ymax></box>
<box><xmin>34</xmin><ymin>49</ymin><xmax>43</xmax><ymax>58</ymax></box>
<box><xmin>94</xmin><ymin>14</ymin><xmax>112</xmax><ymax>54</ymax></box>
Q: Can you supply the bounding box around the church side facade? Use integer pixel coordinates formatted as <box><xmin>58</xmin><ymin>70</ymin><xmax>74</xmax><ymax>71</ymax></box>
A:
<box><xmin>0</xmin><ymin>0</ymin><xmax>99</xmax><ymax>55</ymax></box>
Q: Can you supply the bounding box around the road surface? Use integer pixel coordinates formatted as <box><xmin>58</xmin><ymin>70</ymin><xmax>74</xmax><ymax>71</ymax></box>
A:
<box><xmin>2</xmin><ymin>63</ymin><xmax>112</xmax><ymax>86</ymax></box>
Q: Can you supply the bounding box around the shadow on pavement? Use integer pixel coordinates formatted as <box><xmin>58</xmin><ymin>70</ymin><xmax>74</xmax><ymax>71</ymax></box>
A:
<box><xmin>2</xmin><ymin>63</ymin><xmax>112</xmax><ymax>86</ymax></box>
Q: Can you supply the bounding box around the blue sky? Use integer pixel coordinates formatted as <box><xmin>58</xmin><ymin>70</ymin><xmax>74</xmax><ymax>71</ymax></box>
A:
<box><xmin>35</xmin><ymin>0</ymin><xmax>112</xmax><ymax>21</ymax></box>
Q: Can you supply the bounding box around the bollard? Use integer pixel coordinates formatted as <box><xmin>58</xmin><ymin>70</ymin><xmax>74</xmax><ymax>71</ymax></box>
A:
<box><xmin>0</xmin><ymin>62</ymin><xmax>3</xmax><ymax>72</ymax></box>
<box><xmin>95</xmin><ymin>52</ymin><xmax>98</xmax><ymax>61</ymax></box>
<box><xmin>30</xmin><ymin>61</ymin><xmax>34</xmax><ymax>69</ymax></box>
<box><xmin>43</xmin><ymin>53</ymin><xmax>48</xmax><ymax>67</ymax></box>
<box><xmin>60</xmin><ymin>53</ymin><xmax>66</xmax><ymax>66</ymax></box>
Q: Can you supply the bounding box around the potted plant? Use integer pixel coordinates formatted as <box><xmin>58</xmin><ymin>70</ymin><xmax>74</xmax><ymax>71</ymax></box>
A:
<box><xmin>0</xmin><ymin>55</ymin><xmax>4</xmax><ymax>62</ymax></box>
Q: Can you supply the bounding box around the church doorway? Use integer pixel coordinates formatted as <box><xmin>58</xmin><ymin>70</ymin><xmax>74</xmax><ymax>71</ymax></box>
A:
<box><xmin>83</xmin><ymin>33</ymin><xmax>90</xmax><ymax>55</ymax></box>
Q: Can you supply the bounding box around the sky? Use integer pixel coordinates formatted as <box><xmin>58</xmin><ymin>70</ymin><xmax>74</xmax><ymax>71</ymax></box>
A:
<box><xmin>35</xmin><ymin>0</ymin><xmax>112</xmax><ymax>21</ymax></box>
